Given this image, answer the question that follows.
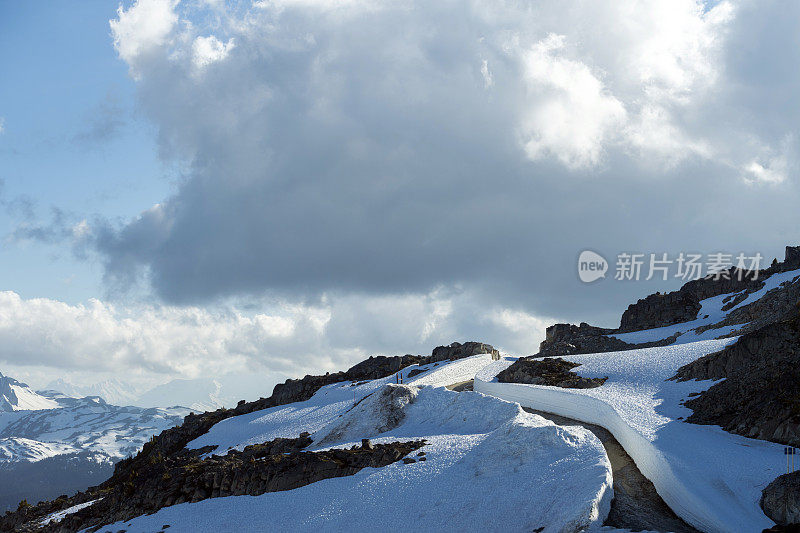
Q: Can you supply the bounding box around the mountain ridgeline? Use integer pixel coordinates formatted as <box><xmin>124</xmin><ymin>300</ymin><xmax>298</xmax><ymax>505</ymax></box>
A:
<box><xmin>4</xmin><ymin>247</ymin><xmax>800</xmax><ymax>532</ymax></box>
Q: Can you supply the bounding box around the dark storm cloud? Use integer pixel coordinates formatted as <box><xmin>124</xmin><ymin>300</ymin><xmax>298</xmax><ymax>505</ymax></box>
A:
<box><xmin>98</xmin><ymin>0</ymin><xmax>800</xmax><ymax>326</ymax></box>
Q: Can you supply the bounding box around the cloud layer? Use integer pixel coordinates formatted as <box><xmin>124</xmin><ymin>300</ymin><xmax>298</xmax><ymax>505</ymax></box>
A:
<box><xmin>9</xmin><ymin>0</ymin><xmax>800</xmax><ymax>390</ymax></box>
<box><xmin>0</xmin><ymin>288</ymin><xmax>554</xmax><ymax>390</ymax></box>
<box><xmin>92</xmin><ymin>0</ymin><xmax>800</xmax><ymax>320</ymax></box>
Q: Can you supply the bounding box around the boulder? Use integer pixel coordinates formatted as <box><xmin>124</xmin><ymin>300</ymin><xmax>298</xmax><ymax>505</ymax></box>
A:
<box><xmin>496</xmin><ymin>357</ymin><xmax>607</xmax><ymax>389</ymax></box>
<box><xmin>430</xmin><ymin>341</ymin><xmax>499</xmax><ymax>361</ymax></box>
<box><xmin>761</xmin><ymin>471</ymin><xmax>800</xmax><ymax>526</ymax></box>
<box><xmin>620</xmin><ymin>292</ymin><xmax>701</xmax><ymax>332</ymax></box>
<box><xmin>537</xmin><ymin>323</ymin><xmax>629</xmax><ymax>357</ymax></box>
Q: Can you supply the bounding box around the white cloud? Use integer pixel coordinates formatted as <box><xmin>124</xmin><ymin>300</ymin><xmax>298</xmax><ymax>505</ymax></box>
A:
<box><xmin>517</xmin><ymin>33</ymin><xmax>627</xmax><ymax>169</ymax></box>
<box><xmin>480</xmin><ymin>59</ymin><xmax>493</xmax><ymax>89</ymax></box>
<box><xmin>0</xmin><ymin>117</ymin><xmax>5</xmax><ymax>134</ymax></box>
<box><xmin>192</xmin><ymin>35</ymin><xmax>236</xmax><ymax>70</ymax></box>
<box><xmin>741</xmin><ymin>135</ymin><xmax>794</xmax><ymax>185</ymax></box>
<box><xmin>743</xmin><ymin>158</ymin><xmax>787</xmax><ymax>185</ymax></box>
<box><xmin>110</xmin><ymin>0</ymin><xmax>179</xmax><ymax>76</ymax></box>
<box><xmin>624</xmin><ymin>104</ymin><xmax>712</xmax><ymax>165</ymax></box>
<box><xmin>0</xmin><ymin>289</ymin><xmax>552</xmax><ymax>389</ymax></box>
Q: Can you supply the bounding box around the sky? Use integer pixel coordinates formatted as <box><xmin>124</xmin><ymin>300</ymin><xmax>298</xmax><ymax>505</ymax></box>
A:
<box><xmin>0</xmin><ymin>0</ymin><xmax>798</xmax><ymax>399</ymax></box>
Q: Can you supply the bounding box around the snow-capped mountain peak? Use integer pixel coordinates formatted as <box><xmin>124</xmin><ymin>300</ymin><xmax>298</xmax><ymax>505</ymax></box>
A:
<box><xmin>0</xmin><ymin>372</ymin><xmax>60</xmax><ymax>412</ymax></box>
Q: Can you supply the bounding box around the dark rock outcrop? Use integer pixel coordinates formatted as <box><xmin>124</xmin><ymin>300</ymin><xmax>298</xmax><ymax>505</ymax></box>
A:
<box><xmin>672</xmin><ymin>317</ymin><xmax>800</xmax><ymax>447</ymax></box>
<box><xmin>431</xmin><ymin>341</ymin><xmax>499</xmax><ymax>361</ymax></box>
<box><xmin>497</xmin><ymin>358</ymin><xmax>607</xmax><ymax>389</ymax></box>
<box><xmin>761</xmin><ymin>471</ymin><xmax>800</xmax><ymax>527</ymax></box>
<box><xmin>786</xmin><ymin>246</ymin><xmax>800</xmax><ymax>270</ymax></box>
<box><xmin>538</xmin><ymin>323</ymin><xmax>626</xmax><ymax>357</ymax></box>
<box><xmin>620</xmin><ymin>292</ymin><xmax>702</xmax><ymax>332</ymax></box>
<box><xmin>536</xmin><ymin>322</ymin><xmax>677</xmax><ymax>358</ymax></box>
<box><xmin>1</xmin><ymin>436</ymin><xmax>425</xmax><ymax>532</ymax></box>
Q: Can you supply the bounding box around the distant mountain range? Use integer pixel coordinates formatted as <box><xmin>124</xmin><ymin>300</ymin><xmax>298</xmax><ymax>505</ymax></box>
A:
<box><xmin>44</xmin><ymin>378</ymin><xmax>139</xmax><ymax>407</ymax></box>
<box><xmin>44</xmin><ymin>376</ymin><xmax>233</xmax><ymax>413</ymax></box>
<box><xmin>0</xmin><ymin>374</ymin><xmax>188</xmax><ymax>512</ymax></box>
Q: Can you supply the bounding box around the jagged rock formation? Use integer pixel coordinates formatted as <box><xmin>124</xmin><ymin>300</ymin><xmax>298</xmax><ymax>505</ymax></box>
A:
<box><xmin>1</xmin><ymin>435</ymin><xmax>425</xmax><ymax>532</ymax></box>
<box><xmin>538</xmin><ymin>323</ymin><xmax>627</xmax><ymax>356</ymax></box>
<box><xmin>620</xmin><ymin>291</ymin><xmax>702</xmax><ymax>332</ymax></box>
<box><xmin>497</xmin><ymin>357</ymin><xmax>607</xmax><ymax>389</ymax></box>
<box><xmin>431</xmin><ymin>341</ymin><xmax>499</xmax><ymax>361</ymax></box>
<box><xmin>672</xmin><ymin>316</ymin><xmax>800</xmax><ymax>447</ymax></box>
<box><xmin>536</xmin><ymin>322</ymin><xmax>676</xmax><ymax>358</ymax></box>
<box><xmin>761</xmin><ymin>471</ymin><xmax>800</xmax><ymax>527</ymax></box>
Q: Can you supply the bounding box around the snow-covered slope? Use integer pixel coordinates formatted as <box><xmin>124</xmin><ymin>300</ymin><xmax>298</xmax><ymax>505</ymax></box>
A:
<box><xmin>0</xmin><ymin>437</ymin><xmax>79</xmax><ymax>463</ymax></box>
<box><xmin>0</xmin><ymin>373</ymin><xmax>60</xmax><ymax>412</ymax></box>
<box><xmin>187</xmin><ymin>355</ymin><xmax>494</xmax><ymax>455</ymax></box>
<box><xmin>102</xmin><ymin>379</ymin><xmax>613</xmax><ymax>533</ymax></box>
<box><xmin>475</xmin><ymin>340</ymin><xmax>782</xmax><ymax>533</ymax></box>
<box><xmin>0</xmin><ymin>392</ymin><xmax>188</xmax><ymax>465</ymax></box>
<box><xmin>0</xmin><ymin>376</ymin><xmax>189</xmax><ymax>511</ymax></box>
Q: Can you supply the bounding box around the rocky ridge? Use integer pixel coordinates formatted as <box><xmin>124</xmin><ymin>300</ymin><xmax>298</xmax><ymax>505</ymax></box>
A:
<box><xmin>672</xmin><ymin>313</ymin><xmax>800</xmax><ymax>447</ymax></box>
<box><xmin>1</xmin><ymin>341</ymin><xmax>496</xmax><ymax>531</ymax></box>
<box><xmin>497</xmin><ymin>358</ymin><xmax>607</xmax><ymax>389</ymax></box>
<box><xmin>1</xmin><ymin>435</ymin><xmax>424</xmax><ymax>532</ymax></box>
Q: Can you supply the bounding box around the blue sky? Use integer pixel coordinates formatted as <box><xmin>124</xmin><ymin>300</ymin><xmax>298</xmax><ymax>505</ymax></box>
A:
<box><xmin>0</xmin><ymin>0</ymin><xmax>798</xmax><ymax>398</ymax></box>
<box><xmin>0</xmin><ymin>1</ymin><xmax>169</xmax><ymax>303</ymax></box>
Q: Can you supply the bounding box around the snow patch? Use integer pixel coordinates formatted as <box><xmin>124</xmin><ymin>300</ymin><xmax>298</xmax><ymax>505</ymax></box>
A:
<box><xmin>40</xmin><ymin>499</ymin><xmax>100</xmax><ymax>526</ymax></box>
<box><xmin>475</xmin><ymin>340</ymin><xmax>782</xmax><ymax>532</ymax></box>
<box><xmin>102</xmin><ymin>385</ymin><xmax>613</xmax><ymax>532</ymax></box>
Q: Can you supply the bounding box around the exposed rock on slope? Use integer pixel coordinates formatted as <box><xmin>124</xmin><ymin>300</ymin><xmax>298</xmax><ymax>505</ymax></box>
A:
<box><xmin>620</xmin><ymin>245</ymin><xmax>800</xmax><ymax>334</ymax></box>
<box><xmin>620</xmin><ymin>291</ymin><xmax>703</xmax><ymax>332</ymax></box>
<box><xmin>537</xmin><ymin>323</ymin><xmax>629</xmax><ymax>357</ymax></box>
<box><xmin>536</xmin><ymin>322</ymin><xmax>678</xmax><ymax>357</ymax></box>
<box><xmin>497</xmin><ymin>357</ymin><xmax>607</xmax><ymax>389</ymax></box>
<box><xmin>314</xmin><ymin>385</ymin><xmax>415</xmax><ymax>446</ymax></box>
<box><xmin>272</xmin><ymin>341</ymin><xmax>499</xmax><ymax>405</ymax></box>
<box><xmin>0</xmin><ymin>435</ymin><xmax>424</xmax><ymax>533</ymax></box>
<box><xmin>672</xmin><ymin>315</ymin><xmax>800</xmax><ymax>447</ymax></box>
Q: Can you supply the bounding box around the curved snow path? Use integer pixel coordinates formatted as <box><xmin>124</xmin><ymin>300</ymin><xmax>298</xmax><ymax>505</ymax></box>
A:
<box><xmin>445</xmin><ymin>378</ymin><xmax>697</xmax><ymax>532</ymax></box>
<box><xmin>474</xmin><ymin>342</ymin><xmax>782</xmax><ymax>533</ymax></box>
<box><xmin>523</xmin><ymin>408</ymin><xmax>698</xmax><ymax>533</ymax></box>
